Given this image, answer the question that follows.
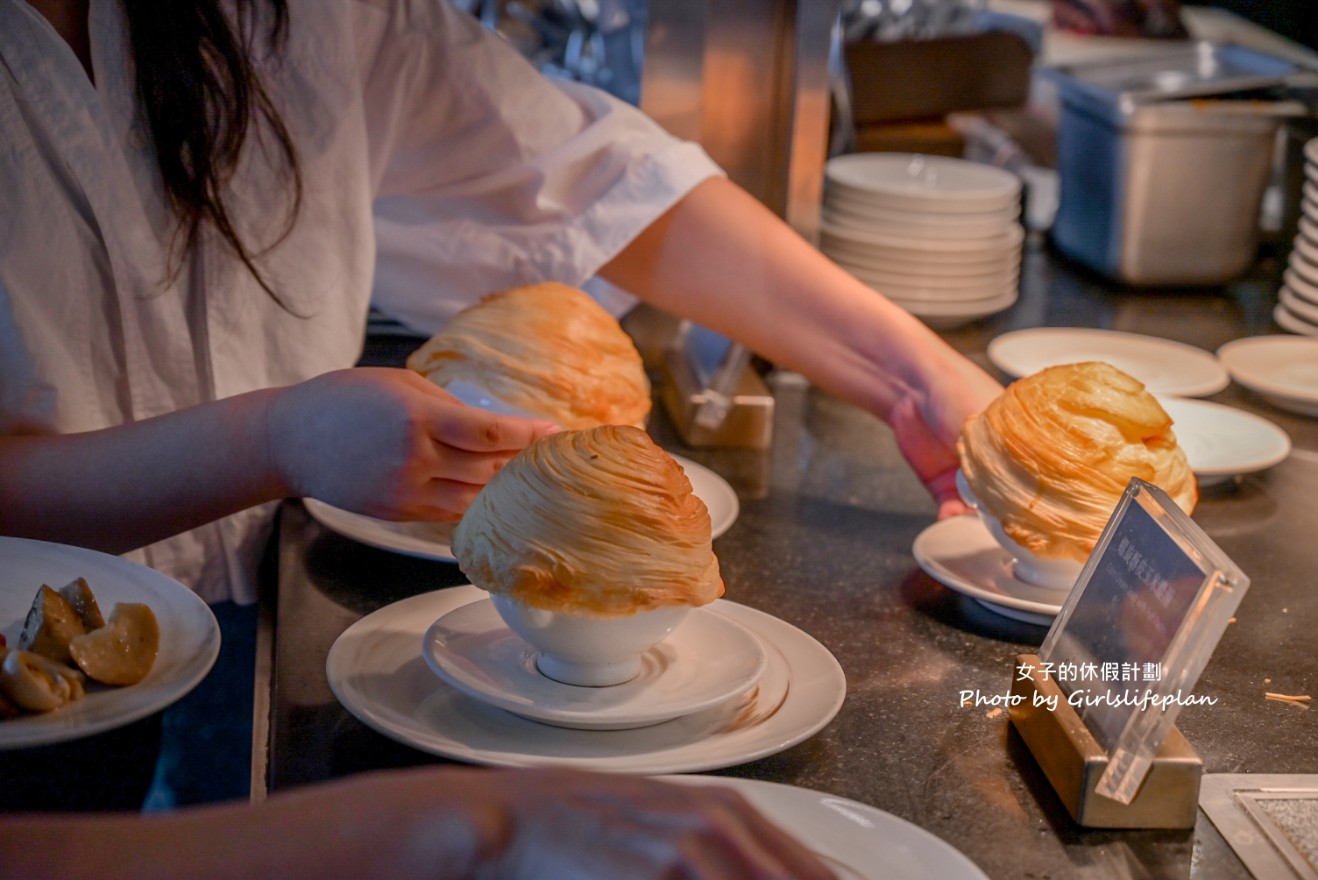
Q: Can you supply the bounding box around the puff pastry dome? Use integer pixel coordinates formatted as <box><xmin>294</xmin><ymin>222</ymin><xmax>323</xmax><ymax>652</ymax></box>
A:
<box><xmin>957</xmin><ymin>361</ymin><xmax>1197</xmax><ymax>562</ymax></box>
<box><xmin>406</xmin><ymin>282</ymin><xmax>651</xmax><ymax>430</ymax></box>
<box><xmin>452</xmin><ymin>425</ymin><xmax>725</xmax><ymax>616</ymax></box>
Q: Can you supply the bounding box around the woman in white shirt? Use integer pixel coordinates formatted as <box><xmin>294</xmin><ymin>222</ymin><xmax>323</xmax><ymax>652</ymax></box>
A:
<box><xmin>0</xmin><ymin>0</ymin><xmax>999</xmax><ymax>605</ymax></box>
<box><xmin>0</xmin><ymin>0</ymin><xmax>997</xmax><ymax>872</ymax></box>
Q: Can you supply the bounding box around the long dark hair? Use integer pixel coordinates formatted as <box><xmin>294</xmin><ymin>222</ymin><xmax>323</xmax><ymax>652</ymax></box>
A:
<box><xmin>122</xmin><ymin>0</ymin><xmax>302</xmax><ymax>303</ymax></box>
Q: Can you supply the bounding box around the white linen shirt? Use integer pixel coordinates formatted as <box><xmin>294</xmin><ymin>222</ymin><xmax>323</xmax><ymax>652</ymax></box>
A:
<box><xmin>0</xmin><ymin>0</ymin><xmax>721</xmax><ymax>603</ymax></box>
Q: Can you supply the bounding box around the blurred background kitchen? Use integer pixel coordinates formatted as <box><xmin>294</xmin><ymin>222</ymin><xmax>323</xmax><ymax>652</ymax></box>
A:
<box><xmin>447</xmin><ymin>0</ymin><xmax>1316</xmax><ymax>243</ymax></box>
<box><xmin>414</xmin><ymin>0</ymin><xmax>1318</xmax><ymax>449</ymax></box>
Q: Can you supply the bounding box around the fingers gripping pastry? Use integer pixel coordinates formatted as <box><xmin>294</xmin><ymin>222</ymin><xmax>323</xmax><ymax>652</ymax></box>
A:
<box><xmin>406</xmin><ymin>282</ymin><xmax>651</xmax><ymax>430</ymax></box>
<box><xmin>957</xmin><ymin>361</ymin><xmax>1197</xmax><ymax>562</ymax></box>
<box><xmin>452</xmin><ymin>425</ymin><xmax>724</xmax><ymax>615</ymax></box>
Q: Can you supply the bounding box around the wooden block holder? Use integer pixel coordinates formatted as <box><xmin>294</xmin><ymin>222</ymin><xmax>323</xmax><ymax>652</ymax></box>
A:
<box><xmin>659</xmin><ymin>345</ymin><xmax>774</xmax><ymax>450</ymax></box>
<box><xmin>1008</xmin><ymin>654</ymin><xmax>1203</xmax><ymax>829</ymax></box>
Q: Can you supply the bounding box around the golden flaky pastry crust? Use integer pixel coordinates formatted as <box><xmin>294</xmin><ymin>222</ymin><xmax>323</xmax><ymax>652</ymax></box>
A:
<box><xmin>405</xmin><ymin>282</ymin><xmax>650</xmax><ymax>430</ymax></box>
<box><xmin>452</xmin><ymin>425</ymin><xmax>725</xmax><ymax>616</ymax></box>
<box><xmin>957</xmin><ymin>361</ymin><xmax>1197</xmax><ymax>562</ymax></box>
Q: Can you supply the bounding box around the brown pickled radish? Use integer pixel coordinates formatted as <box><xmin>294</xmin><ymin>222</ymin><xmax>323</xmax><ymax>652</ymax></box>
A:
<box><xmin>18</xmin><ymin>585</ymin><xmax>87</xmax><ymax>664</ymax></box>
<box><xmin>69</xmin><ymin>603</ymin><xmax>160</xmax><ymax>686</ymax></box>
<box><xmin>59</xmin><ymin>576</ymin><xmax>106</xmax><ymax>630</ymax></box>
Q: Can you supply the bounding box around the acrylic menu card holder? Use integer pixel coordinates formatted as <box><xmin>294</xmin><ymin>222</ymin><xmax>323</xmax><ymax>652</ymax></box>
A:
<box><xmin>660</xmin><ymin>321</ymin><xmax>774</xmax><ymax>449</ymax></box>
<box><xmin>1008</xmin><ymin>478</ymin><xmax>1249</xmax><ymax>829</ymax></box>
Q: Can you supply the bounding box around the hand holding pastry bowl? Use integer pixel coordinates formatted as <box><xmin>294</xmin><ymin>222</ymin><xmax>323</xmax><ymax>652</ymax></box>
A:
<box><xmin>406</xmin><ymin>282</ymin><xmax>652</xmax><ymax>431</ymax></box>
<box><xmin>956</xmin><ymin>361</ymin><xmax>1198</xmax><ymax>594</ymax></box>
<box><xmin>452</xmin><ymin>425</ymin><xmax>725</xmax><ymax>688</ymax></box>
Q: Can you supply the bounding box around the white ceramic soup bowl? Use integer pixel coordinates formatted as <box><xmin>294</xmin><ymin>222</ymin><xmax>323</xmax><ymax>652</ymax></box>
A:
<box><xmin>490</xmin><ymin>594</ymin><xmax>692</xmax><ymax>687</ymax></box>
<box><xmin>955</xmin><ymin>470</ymin><xmax>1083</xmax><ymax>592</ymax></box>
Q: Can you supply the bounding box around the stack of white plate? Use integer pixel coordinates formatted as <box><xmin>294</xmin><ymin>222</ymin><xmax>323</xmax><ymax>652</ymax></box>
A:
<box><xmin>820</xmin><ymin>153</ymin><xmax>1024</xmax><ymax>328</ymax></box>
<box><xmin>1275</xmin><ymin>137</ymin><xmax>1318</xmax><ymax>336</ymax></box>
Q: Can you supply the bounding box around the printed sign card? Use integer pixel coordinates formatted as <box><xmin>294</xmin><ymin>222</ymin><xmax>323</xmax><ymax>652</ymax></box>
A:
<box><xmin>1040</xmin><ymin>478</ymin><xmax>1249</xmax><ymax>805</ymax></box>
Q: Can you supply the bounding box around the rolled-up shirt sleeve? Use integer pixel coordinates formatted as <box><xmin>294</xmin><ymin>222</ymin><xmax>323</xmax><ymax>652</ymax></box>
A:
<box><xmin>354</xmin><ymin>0</ymin><xmax>724</xmax><ymax>333</ymax></box>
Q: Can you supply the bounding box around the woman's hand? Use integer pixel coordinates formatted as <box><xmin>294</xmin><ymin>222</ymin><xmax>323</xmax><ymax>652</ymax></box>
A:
<box><xmin>889</xmin><ymin>359</ymin><xmax>1002</xmax><ymax>520</ymax></box>
<box><xmin>267</xmin><ymin>368</ymin><xmax>559</xmax><ymax>521</ymax></box>
<box><xmin>447</xmin><ymin>768</ymin><xmax>836</xmax><ymax>879</ymax></box>
<box><xmin>0</xmin><ymin>767</ymin><xmax>838</xmax><ymax>879</ymax></box>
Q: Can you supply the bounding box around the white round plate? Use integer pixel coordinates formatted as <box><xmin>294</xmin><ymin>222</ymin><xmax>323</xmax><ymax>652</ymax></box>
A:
<box><xmin>848</xmin><ymin>268</ymin><xmax>1022</xmax><ymax>302</ymax></box>
<box><xmin>1300</xmin><ymin>216</ymin><xmax>1318</xmax><ymax>250</ymax></box>
<box><xmin>821</xmin><ymin>220</ymin><xmax>1024</xmax><ymax>255</ymax></box>
<box><xmin>1274</xmin><ymin>301</ymin><xmax>1318</xmax><ymax>337</ymax></box>
<box><xmin>0</xmin><ymin>537</ymin><xmax>220</xmax><ymax>749</ymax></box>
<box><xmin>422</xmin><ymin>599</ymin><xmax>767</xmax><ymax>730</ymax></box>
<box><xmin>820</xmin><ymin>232</ymin><xmax>1023</xmax><ymax>267</ymax></box>
<box><xmin>912</xmin><ymin>516</ymin><xmax>1065</xmax><ymax>625</ymax></box>
<box><xmin>821</xmin><ymin>205</ymin><xmax>1013</xmax><ymax>241</ymax></box>
<box><xmin>822</xmin><ymin>240</ymin><xmax>1020</xmax><ymax>278</ymax></box>
<box><xmin>1156</xmin><ymin>396</ymin><xmax>1291</xmax><ymax>486</ymax></box>
<box><xmin>1295</xmin><ymin>227</ymin><xmax>1318</xmax><ymax>269</ymax></box>
<box><xmin>1290</xmin><ymin>251</ymin><xmax>1318</xmax><ymax>291</ymax></box>
<box><xmin>305</xmin><ymin>453</ymin><xmax>740</xmax><ymax>562</ymax></box>
<box><xmin>827</xmin><ymin>185</ymin><xmax>1019</xmax><ymax>224</ymax></box>
<box><xmin>825</xmin><ymin>154</ymin><xmax>1020</xmax><ymax>213</ymax></box>
<box><xmin>891</xmin><ymin>288</ymin><xmax>1020</xmax><ymax>329</ymax></box>
<box><xmin>1286</xmin><ymin>269</ymin><xmax>1318</xmax><ymax>307</ymax></box>
<box><xmin>676</xmin><ymin>456</ymin><xmax>742</xmax><ymax>540</ymax></box>
<box><xmin>987</xmin><ymin>327</ymin><xmax>1229</xmax><ymax>396</ymax></box>
<box><xmin>660</xmin><ymin>776</ymin><xmax>989</xmax><ymax>880</ymax></box>
<box><xmin>1296</xmin><ymin>224</ymin><xmax>1318</xmax><ymax>267</ymax></box>
<box><xmin>837</xmin><ymin>266</ymin><xmax>1021</xmax><ymax>301</ymax></box>
<box><xmin>303</xmin><ymin>500</ymin><xmax>458</xmax><ymax>561</ymax></box>
<box><xmin>1218</xmin><ymin>335</ymin><xmax>1318</xmax><ymax>416</ymax></box>
<box><xmin>1281</xmin><ymin>287</ymin><xmax>1318</xmax><ymax>326</ymax></box>
<box><xmin>327</xmin><ymin>586</ymin><xmax>846</xmax><ymax>773</ymax></box>
<box><xmin>825</xmin><ymin>188</ymin><xmax>1018</xmax><ymax>229</ymax></box>
<box><xmin>843</xmin><ymin>259</ymin><xmax>1017</xmax><ymax>289</ymax></box>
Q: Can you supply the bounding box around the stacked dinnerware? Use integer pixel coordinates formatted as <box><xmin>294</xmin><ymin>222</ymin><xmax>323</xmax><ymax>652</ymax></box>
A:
<box><xmin>820</xmin><ymin>153</ymin><xmax>1024</xmax><ymax>328</ymax></box>
<box><xmin>1275</xmin><ymin>137</ymin><xmax>1318</xmax><ymax>336</ymax></box>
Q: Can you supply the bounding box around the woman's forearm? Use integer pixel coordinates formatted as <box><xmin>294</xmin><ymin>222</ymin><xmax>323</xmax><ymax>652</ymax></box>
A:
<box><xmin>0</xmin><ymin>368</ymin><xmax>561</xmax><ymax>554</ymax></box>
<box><xmin>0</xmin><ymin>772</ymin><xmax>486</xmax><ymax>880</ymax></box>
<box><xmin>601</xmin><ymin>177</ymin><xmax>991</xmax><ymax>423</ymax></box>
<box><xmin>0</xmin><ymin>388</ymin><xmax>287</xmax><ymax>554</ymax></box>
<box><xmin>0</xmin><ymin>767</ymin><xmax>835</xmax><ymax>880</ymax></box>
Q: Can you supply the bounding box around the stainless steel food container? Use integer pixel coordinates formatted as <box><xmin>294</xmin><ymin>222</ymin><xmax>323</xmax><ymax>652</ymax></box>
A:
<box><xmin>1049</xmin><ymin>43</ymin><xmax>1303</xmax><ymax>286</ymax></box>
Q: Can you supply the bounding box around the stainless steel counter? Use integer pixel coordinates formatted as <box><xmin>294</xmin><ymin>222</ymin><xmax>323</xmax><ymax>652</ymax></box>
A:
<box><xmin>259</xmin><ymin>238</ymin><xmax>1317</xmax><ymax>879</ymax></box>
